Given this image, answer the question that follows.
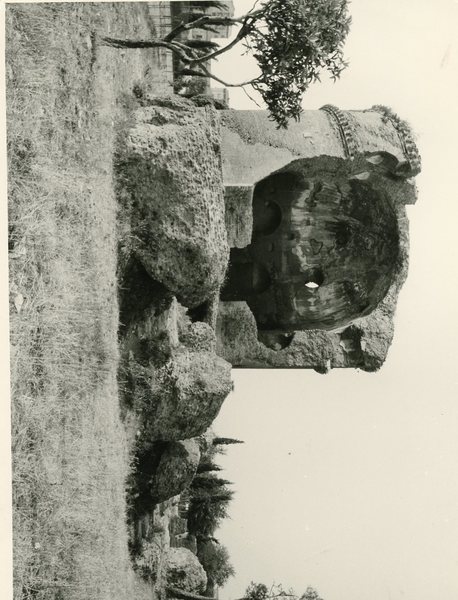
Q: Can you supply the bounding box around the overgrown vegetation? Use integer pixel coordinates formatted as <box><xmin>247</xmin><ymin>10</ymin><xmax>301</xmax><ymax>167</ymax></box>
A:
<box><xmin>185</xmin><ymin>436</ymin><xmax>240</xmax><ymax>593</ymax></box>
<box><xmin>127</xmin><ymin>434</ymin><xmax>240</xmax><ymax>593</ymax></box>
<box><xmin>8</xmin><ymin>3</ymin><xmax>169</xmax><ymax>599</ymax></box>
<box><xmin>244</xmin><ymin>582</ymin><xmax>324</xmax><ymax>600</ymax></box>
<box><xmin>196</xmin><ymin>541</ymin><xmax>235</xmax><ymax>595</ymax></box>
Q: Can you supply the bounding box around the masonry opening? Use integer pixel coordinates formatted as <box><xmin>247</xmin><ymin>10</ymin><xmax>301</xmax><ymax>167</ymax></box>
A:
<box><xmin>252</xmin><ymin>172</ymin><xmax>303</xmax><ymax>238</ymax></box>
<box><xmin>304</xmin><ymin>267</ymin><xmax>324</xmax><ymax>289</ymax></box>
<box><xmin>222</xmin><ymin>164</ymin><xmax>400</xmax><ymax>332</ymax></box>
<box><xmin>221</xmin><ymin>249</ymin><xmax>271</xmax><ymax>301</ymax></box>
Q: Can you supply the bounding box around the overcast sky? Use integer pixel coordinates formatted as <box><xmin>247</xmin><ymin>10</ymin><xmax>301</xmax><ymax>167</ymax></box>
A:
<box><xmin>212</xmin><ymin>2</ymin><xmax>458</xmax><ymax>600</ymax></box>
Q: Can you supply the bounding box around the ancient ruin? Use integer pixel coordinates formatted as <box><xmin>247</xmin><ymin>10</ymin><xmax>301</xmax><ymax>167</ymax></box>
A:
<box><xmin>217</xmin><ymin>105</ymin><xmax>421</xmax><ymax>371</ymax></box>
<box><xmin>117</xmin><ymin>97</ymin><xmax>420</xmax><ymax>375</ymax></box>
<box><xmin>110</xmin><ymin>1</ymin><xmax>422</xmax><ymax>374</ymax></box>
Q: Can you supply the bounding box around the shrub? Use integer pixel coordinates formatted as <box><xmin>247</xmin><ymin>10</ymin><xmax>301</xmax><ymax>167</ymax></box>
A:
<box><xmin>197</xmin><ymin>541</ymin><xmax>235</xmax><ymax>589</ymax></box>
<box><xmin>190</xmin><ymin>474</ymin><xmax>233</xmax><ymax>494</ymax></box>
<box><xmin>196</xmin><ymin>461</ymin><xmax>222</xmax><ymax>474</ymax></box>
<box><xmin>187</xmin><ymin>491</ymin><xmax>233</xmax><ymax>536</ymax></box>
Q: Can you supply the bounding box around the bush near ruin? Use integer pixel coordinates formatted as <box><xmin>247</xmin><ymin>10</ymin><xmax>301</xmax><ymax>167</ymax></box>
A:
<box><xmin>133</xmin><ymin>539</ymin><xmax>162</xmax><ymax>585</ymax></box>
<box><xmin>127</xmin><ymin>345</ymin><xmax>232</xmax><ymax>447</ymax></box>
<box><xmin>116</xmin><ymin>95</ymin><xmax>229</xmax><ymax>308</ymax></box>
<box><xmin>151</xmin><ymin>439</ymin><xmax>201</xmax><ymax>503</ymax></box>
<box><xmin>197</xmin><ymin>540</ymin><xmax>235</xmax><ymax>595</ymax></box>
<box><xmin>165</xmin><ymin>547</ymin><xmax>208</xmax><ymax>594</ymax></box>
<box><xmin>180</xmin><ymin>321</ymin><xmax>217</xmax><ymax>354</ymax></box>
<box><xmin>145</xmin><ymin>349</ymin><xmax>232</xmax><ymax>443</ymax></box>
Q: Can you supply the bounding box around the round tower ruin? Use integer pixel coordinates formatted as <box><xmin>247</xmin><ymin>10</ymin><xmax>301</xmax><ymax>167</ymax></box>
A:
<box><xmin>217</xmin><ymin>105</ymin><xmax>421</xmax><ymax>372</ymax></box>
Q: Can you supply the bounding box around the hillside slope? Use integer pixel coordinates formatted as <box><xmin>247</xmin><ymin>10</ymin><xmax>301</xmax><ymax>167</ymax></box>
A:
<box><xmin>7</xmin><ymin>4</ymin><xmax>172</xmax><ymax>599</ymax></box>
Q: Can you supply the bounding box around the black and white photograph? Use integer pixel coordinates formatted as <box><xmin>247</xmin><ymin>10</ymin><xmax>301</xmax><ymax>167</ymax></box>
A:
<box><xmin>3</xmin><ymin>1</ymin><xmax>458</xmax><ymax>599</ymax></box>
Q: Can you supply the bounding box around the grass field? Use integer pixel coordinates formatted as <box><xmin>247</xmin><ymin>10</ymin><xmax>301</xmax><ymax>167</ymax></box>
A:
<box><xmin>7</xmin><ymin>3</ymin><xmax>172</xmax><ymax>598</ymax></box>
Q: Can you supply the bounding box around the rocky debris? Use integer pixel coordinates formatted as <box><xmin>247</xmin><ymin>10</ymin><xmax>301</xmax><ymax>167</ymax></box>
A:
<box><xmin>189</xmin><ymin>93</ymin><xmax>229</xmax><ymax>110</ymax></box>
<box><xmin>165</xmin><ymin>547</ymin><xmax>207</xmax><ymax>594</ymax></box>
<box><xmin>131</xmin><ymin>498</ymin><xmax>177</xmax><ymax>587</ymax></box>
<box><xmin>142</xmin><ymin>348</ymin><xmax>232</xmax><ymax>443</ymax></box>
<box><xmin>216</xmin><ymin>299</ymin><xmax>392</xmax><ymax>372</ymax></box>
<box><xmin>133</xmin><ymin>539</ymin><xmax>162</xmax><ymax>583</ymax></box>
<box><xmin>116</xmin><ymin>95</ymin><xmax>229</xmax><ymax>308</ymax></box>
<box><xmin>122</xmin><ymin>303</ymin><xmax>232</xmax><ymax>448</ymax></box>
<box><xmin>151</xmin><ymin>440</ymin><xmax>201</xmax><ymax>503</ymax></box>
<box><xmin>216</xmin><ymin>301</ymin><xmax>260</xmax><ymax>366</ymax></box>
<box><xmin>187</xmin><ymin>291</ymin><xmax>221</xmax><ymax>330</ymax></box>
<box><xmin>123</xmin><ymin>299</ymin><xmax>180</xmax><ymax>372</ymax></box>
<box><xmin>180</xmin><ymin>321</ymin><xmax>216</xmax><ymax>354</ymax></box>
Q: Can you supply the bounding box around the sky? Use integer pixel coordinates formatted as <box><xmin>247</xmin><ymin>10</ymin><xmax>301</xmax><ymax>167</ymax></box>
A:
<box><xmin>211</xmin><ymin>1</ymin><xmax>458</xmax><ymax>600</ymax></box>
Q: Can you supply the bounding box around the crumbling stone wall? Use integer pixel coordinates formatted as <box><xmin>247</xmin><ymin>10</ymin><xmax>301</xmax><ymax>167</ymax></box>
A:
<box><xmin>217</xmin><ymin>106</ymin><xmax>420</xmax><ymax>372</ymax></box>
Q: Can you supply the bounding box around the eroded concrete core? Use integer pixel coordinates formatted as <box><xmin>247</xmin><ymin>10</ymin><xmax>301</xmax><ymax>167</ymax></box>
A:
<box><xmin>217</xmin><ymin>106</ymin><xmax>420</xmax><ymax>372</ymax></box>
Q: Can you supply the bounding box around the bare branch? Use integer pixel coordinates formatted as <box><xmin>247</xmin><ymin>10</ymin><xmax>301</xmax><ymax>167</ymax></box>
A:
<box><xmin>190</xmin><ymin>22</ymin><xmax>251</xmax><ymax>65</ymax></box>
<box><xmin>242</xmin><ymin>85</ymin><xmax>263</xmax><ymax>108</ymax></box>
<box><xmin>189</xmin><ymin>7</ymin><xmax>263</xmax><ymax>65</ymax></box>
<box><xmin>181</xmin><ymin>64</ymin><xmax>260</xmax><ymax>88</ymax></box>
<box><xmin>101</xmin><ymin>37</ymin><xmax>196</xmax><ymax>63</ymax></box>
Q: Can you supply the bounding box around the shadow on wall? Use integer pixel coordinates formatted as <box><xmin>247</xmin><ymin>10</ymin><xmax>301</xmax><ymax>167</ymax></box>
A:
<box><xmin>221</xmin><ymin>164</ymin><xmax>399</xmax><ymax>333</ymax></box>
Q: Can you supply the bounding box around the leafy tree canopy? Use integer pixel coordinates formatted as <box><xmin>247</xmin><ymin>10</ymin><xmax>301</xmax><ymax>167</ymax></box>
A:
<box><xmin>197</xmin><ymin>541</ymin><xmax>235</xmax><ymax>587</ymax></box>
<box><xmin>245</xmin><ymin>0</ymin><xmax>351</xmax><ymax>127</ymax></box>
<box><xmin>102</xmin><ymin>0</ymin><xmax>351</xmax><ymax>128</ymax></box>
<box><xmin>244</xmin><ymin>582</ymin><xmax>324</xmax><ymax>600</ymax></box>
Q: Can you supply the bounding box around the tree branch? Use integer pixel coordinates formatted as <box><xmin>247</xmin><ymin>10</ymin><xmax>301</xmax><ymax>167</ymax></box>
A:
<box><xmin>181</xmin><ymin>64</ymin><xmax>260</xmax><ymax>88</ymax></box>
<box><xmin>165</xmin><ymin>14</ymin><xmax>244</xmax><ymax>42</ymax></box>
<box><xmin>101</xmin><ymin>3</ymin><xmax>265</xmax><ymax>69</ymax></box>
<box><xmin>190</xmin><ymin>22</ymin><xmax>250</xmax><ymax>65</ymax></box>
<box><xmin>189</xmin><ymin>7</ymin><xmax>263</xmax><ymax>65</ymax></box>
<box><xmin>241</xmin><ymin>85</ymin><xmax>263</xmax><ymax>108</ymax></box>
<box><xmin>101</xmin><ymin>37</ymin><xmax>196</xmax><ymax>63</ymax></box>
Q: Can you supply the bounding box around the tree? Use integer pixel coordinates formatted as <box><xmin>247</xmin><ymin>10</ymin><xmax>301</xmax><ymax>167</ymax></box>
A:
<box><xmin>197</xmin><ymin>541</ymin><xmax>235</xmax><ymax>591</ymax></box>
<box><xmin>191</xmin><ymin>474</ymin><xmax>234</xmax><ymax>493</ymax></box>
<box><xmin>244</xmin><ymin>582</ymin><xmax>324</xmax><ymax>600</ymax></box>
<box><xmin>187</xmin><ymin>489</ymin><xmax>234</xmax><ymax>536</ymax></box>
<box><xmin>244</xmin><ymin>582</ymin><xmax>270</xmax><ymax>600</ymax></box>
<box><xmin>212</xmin><ymin>437</ymin><xmax>244</xmax><ymax>446</ymax></box>
<box><xmin>166</xmin><ymin>580</ymin><xmax>324</xmax><ymax>600</ymax></box>
<box><xmin>101</xmin><ymin>0</ymin><xmax>351</xmax><ymax>128</ymax></box>
<box><xmin>244</xmin><ymin>582</ymin><xmax>295</xmax><ymax>600</ymax></box>
<box><xmin>196</xmin><ymin>461</ymin><xmax>223</xmax><ymax>474</ymax></box>
<box><xmin>301</xmin><ymin>588</ymin><xmax>323</xmax><ymax>600</ymax></box>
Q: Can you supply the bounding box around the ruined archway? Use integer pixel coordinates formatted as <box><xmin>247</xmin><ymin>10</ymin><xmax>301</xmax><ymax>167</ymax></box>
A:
<box><xmin>218</xmin><ymin>106</ymin><xmax>419</xmax><ymax>370</ymax></box>
<box><xmin>221</xmin><ymin>160</ymin><xmax>400</xmax><ymax>332</ymax></box>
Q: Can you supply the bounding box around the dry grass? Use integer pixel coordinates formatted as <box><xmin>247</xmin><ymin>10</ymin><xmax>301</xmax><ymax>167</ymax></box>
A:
<box><xmin>7</xmin><ymin>3</ymin><xmax>172</xmax><ymax>599</ymax></box>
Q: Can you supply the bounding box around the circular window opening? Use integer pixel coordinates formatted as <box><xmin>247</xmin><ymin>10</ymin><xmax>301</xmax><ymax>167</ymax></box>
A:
<box><xmin>304</xmin><ymin>267</ymin><xmax>325</xmax><ymax>290</ymax></box>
